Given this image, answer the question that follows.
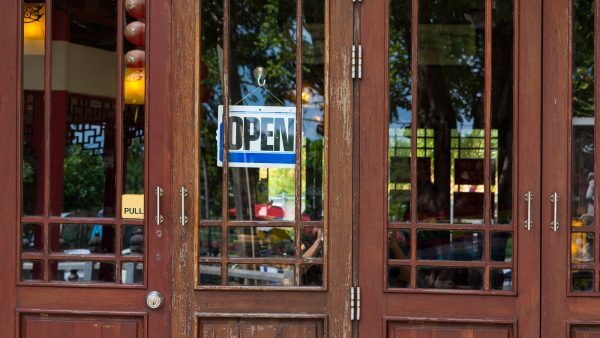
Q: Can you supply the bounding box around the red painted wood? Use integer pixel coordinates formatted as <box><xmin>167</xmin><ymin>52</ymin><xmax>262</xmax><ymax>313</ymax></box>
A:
<box><xmin>0</xmin><ymin>0</ymin><xmax>19</xmax><ymax>336</ymax></box>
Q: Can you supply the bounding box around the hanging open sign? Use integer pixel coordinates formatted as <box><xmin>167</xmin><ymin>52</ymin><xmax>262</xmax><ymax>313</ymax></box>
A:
<box><xmin>217</xmin><ymin>105</ymin><xmax>296</xmax><ymax>168</ymax></box>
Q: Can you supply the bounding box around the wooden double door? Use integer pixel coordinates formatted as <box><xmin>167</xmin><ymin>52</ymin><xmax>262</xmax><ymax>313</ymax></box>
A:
<box><xmin>3</xmin><ymin>0</ymin><xmax>600</xmax><ymax>337</ymax></box>
<box><xmin>1</xmin><ymin>0</ymin><xmax>353</xmax><ymax>337</ymax></box>
<box><xmin>359</xmin><ymin>0</ymin><xmax>600</xmax><ymax>336</ymax></box>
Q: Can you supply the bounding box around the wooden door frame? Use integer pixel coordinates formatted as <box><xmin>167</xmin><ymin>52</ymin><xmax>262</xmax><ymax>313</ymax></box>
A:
<box><xmin>170</xmin><ymin>0</ymin><xmax>353</xmax><ymax>336</ymax></box>
<box><xmin>357</xmin><ymin>0</ymin><xmax>542</xmax><ymax>336</ymax></box>
<box><xmin>146</xmin><ymin>0</ymin><xmax>174</xmax><ymax>335</ymax></box>
<box><xmin>0</xmin><ymin>1</ymin><xmax>19</xmax><ymax>336</ymax></box>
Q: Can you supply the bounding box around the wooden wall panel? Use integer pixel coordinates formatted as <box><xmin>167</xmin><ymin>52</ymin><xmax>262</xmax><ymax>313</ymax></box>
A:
<box><xmin>198</xmin><ymin>318</ymin><xmax>322</xmax><ymax>338</ymax></box>
<box><xmin>571</xmin><ymin>325</ymin><xmax>600</xmax><ymax>338</ymax></box>
<box><xmin>20</xmin><ymin>314</ymin><xmax>143</xmax><ymax>338</ymax></box>
<box><xmin>388</xmin><ymin>321</ymin><xmax>512</xmax><ymax>338</ymax></box>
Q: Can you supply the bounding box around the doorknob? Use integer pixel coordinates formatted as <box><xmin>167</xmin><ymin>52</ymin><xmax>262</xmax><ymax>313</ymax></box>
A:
<box><xmin>550</xmin><ymin>192</ymin><xmax>559</xmax><ymax>232</ymax></box>
<box><xmin>146</xmin><ymin>291</ymin><xmax>164</xmax><ymax>310</ymax></box>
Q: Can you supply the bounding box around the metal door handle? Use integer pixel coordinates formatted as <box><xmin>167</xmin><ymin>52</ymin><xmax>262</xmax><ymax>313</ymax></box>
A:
<box><xmin>524</xmin><ymin>192</ymin><xmax>533</xmax><ymax>231</ymax></box>
<box><xmin>180</xmin><ymin>187</ymin><xmax>188</xmax><ymax>225</ymax></box>
<box><xmin>550</xmin><ymin>192</ymin><xmax>559</xmax><ymax>231</ymax></box>
<box><xmin>155</xmin><ymin>186</ymin><xmax>164</xmax><ymax>225</ymax></box>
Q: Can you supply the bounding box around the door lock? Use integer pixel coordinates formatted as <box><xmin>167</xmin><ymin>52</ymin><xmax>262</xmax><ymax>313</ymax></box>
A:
<box><xmin>146</xmin><ymin>291</ymin><xmax>164</xmax><ymax>310</ymax></box>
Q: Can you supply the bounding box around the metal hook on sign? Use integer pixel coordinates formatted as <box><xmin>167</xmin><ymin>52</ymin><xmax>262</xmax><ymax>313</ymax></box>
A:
<box><xmin>233</xmin><ymin>66</ymin><xmax>285</xmax><ymax>106</ymax></box>
<box><xmin>253</xmin><ymin>67</ymin><xmax>267</xmax><ymax>87</ymax></box>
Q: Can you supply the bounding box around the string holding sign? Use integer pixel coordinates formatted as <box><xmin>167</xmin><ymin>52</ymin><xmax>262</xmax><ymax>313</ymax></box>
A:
<box><xmin>234</xmin><ymin>67</ymin><xmax>286</xmax><ymax>106</ymax></box>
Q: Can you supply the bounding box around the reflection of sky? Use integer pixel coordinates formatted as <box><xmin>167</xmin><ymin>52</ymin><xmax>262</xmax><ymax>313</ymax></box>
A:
<box><xmin>456</xmin><ymin>114</ymin><xmax>475</xmax><ymax>137</ymax></box>
<box><xmin>303</xmin><ymin>106</ymin><xmax>324</xmax><ymax>142</ymax></box>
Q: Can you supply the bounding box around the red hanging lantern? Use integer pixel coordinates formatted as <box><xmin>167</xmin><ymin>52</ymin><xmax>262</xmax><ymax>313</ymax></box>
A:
<box><xmin>125</xmin><ymin>50</ymin><xmax>146</xmax><ymax>68</ymax></box>
<box><xmin>124</xmin><ymin>21</ymin><xmax>145</xmax><ymax>47</ymax></box>
<box><xmin>125</xmin><ymin>0</ymin><xmax>145</xmax><ymax>19</ymax></box>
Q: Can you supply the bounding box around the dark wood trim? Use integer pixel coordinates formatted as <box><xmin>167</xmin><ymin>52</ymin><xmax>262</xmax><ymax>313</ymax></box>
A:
<box><xmin>0</xmin><ymin>0</ymin><xmax>18</xmax><ymax>335</ymax></box>
<box><xmin>294</xmin><ymin>0</ymin><xmax>304</xmax><ymax>288</ymax></box>
<box><xmin>409</xmin><ymin>0</ymin><xmax>419</xmax><ymax>290</ymax></box>
<box><xmin>115</xmin><ymin>0</ymin><xmax>125</xmax><ymax>287</ymax></box>
<box><xmin>146</xmin><ymin>0</ymin><xmax>173</xmax><ymax>336</ymax></box>
<box><xmin>358</xmin><ymin>0</ymin><xmax>387</xmax><ymax>333</ymax></box>
<box><xmin>483</xmin><ymin>0</ymin><xmax>493</xmax><ymax>291</ymax></box>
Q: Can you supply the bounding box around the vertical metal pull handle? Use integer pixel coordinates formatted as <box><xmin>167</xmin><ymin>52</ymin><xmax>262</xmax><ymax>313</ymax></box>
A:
<box><xmin>550</xmin><ymin>192</ymin><xmax>559</xmax><ymax>231</ymax></box>
<box><xmin>155</xmin><ymin>186</ymin><xmax>164</xmax><ymax>225</ymax></box>
<box><xmin>180</xmin><ymin>187</ymin><xmax>188</xmax><ymax>225</ymax></box>
<box><xmin>524</xmin><ymin>192</ymin><xmax>533</xmax><ymax>231</ymax></box>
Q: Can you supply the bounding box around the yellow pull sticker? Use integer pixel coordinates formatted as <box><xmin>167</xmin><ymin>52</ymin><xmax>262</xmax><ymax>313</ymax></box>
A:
<box><xmin>122</xmin><ymin>194</ymin><xmax>144</xmax><ymax>219</ymax></box>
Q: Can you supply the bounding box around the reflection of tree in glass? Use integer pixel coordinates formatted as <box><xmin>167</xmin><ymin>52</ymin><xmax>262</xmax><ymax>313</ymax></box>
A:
<box><xmin>198</xmin><ymin>0</ymin><xmax>325</xmax><ymax>221</ymax></box>
<box><xmin>573</xmin><ymin>0</ymin><xmax>594</xmax><ymax>117</ymax></box>
<box><xmin>199</xmin><ymin>0</ymin><xmax>224</xmax><ymax>220</ymax></box>
<box><xmin>63</xmin><ymin>144</ymin><xmax>108</xmax><ymax>216</ymax></box>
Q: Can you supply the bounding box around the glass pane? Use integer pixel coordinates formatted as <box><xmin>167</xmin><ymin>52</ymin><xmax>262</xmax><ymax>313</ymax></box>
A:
<box><xmin>573</xmin><ymin>0</ymin><xmax>595</xmax><ymax>118</ymax></box>
<box><xmin>123</xmin><ymin>107</ymin><xmax>144</xmax><ymax>195</ymax></box>
<box><xmin>490</xmin><ymin>231</ymin><xmax>513</xmax><ymax>262</ymax></box>
<box><xmin>388</xmin><ymin>266</ymin><xmax>411</xmax><ymax>288</ymax></box>
<box><xmin>490</xmin><ymin>268</ymin><xmax>512</xmax><ymax>291</ymax></box>
<box><xmin>22</xmin><ymin>1</ymin><xmax>46</xmax><ymax>216</ymax></box>
<box><xmin>416</xmin><ymin>230</ymin><xmax>483</xmax><ymax>261</ymax></box>
<box><xmin>416</xmin><ymin>266</ymin><xmax>483</xmax><ymax>290</ymax></box>
<box><xmin>302</xmin><ymin>0</ymin><xmax>325</xmax><ymax>222</ymax></box>
<box><xmin>199</xmin><ymin>0</ymin><xmax>223</xmax><ymax>220</ymax></box>
<box><xmin>21</xmin><ymin>223</ymin><xmax>43</xmax><ymax>252</ymax></box>
<box><xmin>388</xmin><ymin>0</ymin><xmax>412</xmax><ymax>223</ymax></box>
<box><xmin>227</xmin><ymin>0</ymin><xmax>297</xmax><ymax>221</ymax></box>
<box><xmin>491</xmin><ymin>0</ymin><xmax>514</xmax><ymax>224</ymax></box>
<box><xmin>121</xmin><ymin>262</ymin><xmax>143</xmax><ymax>285</ymax></box>
<box><xmin>50</xmin><ymin>261</ymin><xmax>115</xmax><ymax>283</ymax></box>
<box><xmin>50</xmin><ymin>1</ymin><xmax>118</xmax><ymax>217</ymax></box>
<box><xmin>199</xmin><ymin>263</ymin><xmax>222</xmax><ymax>286</ymax></box>
<box><xmin>301</xmin><ymin>226</ymin><xmax>323</xmax><ymax>259</ymax></box>
<box><xmin>199</xmin><ymin>226</ymin><xmax>222</xmax><ymax>257</ymax></box>
<box><xmin>228</xmin><ymin>227</ymin><xmax>295</xmax><ymax>258</ymax></box>
<box><xmin>572</xmin><ymin>232</ymin><xmax>595</xmax><ymax>264</ymax></box>
<box><xmin>417</xmin><ymin>0</ymin><xmax>486</xmax><ymax>224</ymax></box>
<box><xmin>571</xmin><ymin>0</ymin><xmax>595</xmax><ymax>228</ymax></box>
<box><xmin>300</xmin><ymin>264</ymin><xmax>323</xmax><ymax>286</ymax></box>
<box><xmin>122</xmin><ymin>225</ymin><xmax>144</xmax><ymax>255</ymax></box>
<box><xmin>388</xmin><ymin>229</ymin><xmax>411</xmax><ymax>260</ymax></box>
<box><xmin>21</xmin><ymin>260</ymin><xmax>43</xmax><ymax>282</ymax></box>
<box><xmin>227</xmin><ymin>264</ymin><xmax>295</xmax><ymax>287</ymax></box>
<box><xmin>50</xmin><ymin>223</ymin><xmax>115</xmax><ymax>254</ymax></box>
<box><xmin>572</xmin><ymin>270</ymin><xmax>594</xmax><ymax>292</ymax></box>
<box><xmin>123</xmin><ymin>1</ymin><xmax>146</xmax><ymax>198</ymax></box>
<box><xmin>571</xmin><ymin>125</ymin><xmax>595</xmax><ymax>227</ymax></box>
